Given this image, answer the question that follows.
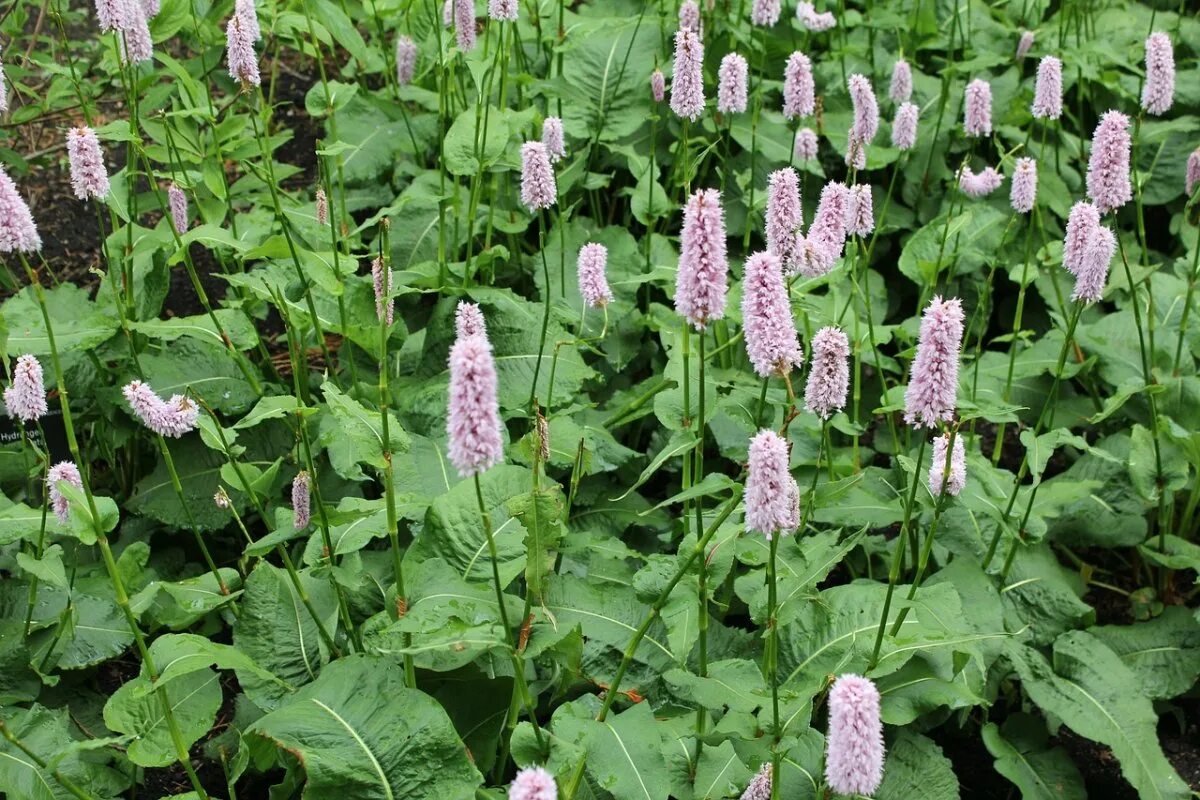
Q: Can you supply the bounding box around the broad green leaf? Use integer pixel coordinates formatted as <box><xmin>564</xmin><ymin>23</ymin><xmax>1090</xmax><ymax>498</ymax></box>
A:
<box><xmin>1088</xmin><ymin>607</ymin><xmax>1200</xmax><ymax>700</ymax></box>
<box><xmin>130</xmin><ymin>309</ymin><xmax>259</xmax><ymax>351</ymax></box>
<box><xmin>318</xmin><ymin>381</ymin><xmax>410</xmax><ymax>481</ymax></box>
<box><xmin>982</xmin><ymin>714</ymin><xmax>1086</xmax><ymax>800</ymax></box>
<box><xmin>0</xmin><ymin>705</ymin><xmax>128</xmax><ymax>799</ymax></box>
<box><xmin>103</xmin><ymin>667</ymin><xmax>223</xmax><ymax>768</ymax></box>
<box><xmin>555</xmin><ymin>700</ymin><xmax>671</xmax><ymax>800</ymax></box>
<box><xmin>1</xmin><ymin>284</ymin><xmax>118</xmax><ymax>356</ymax></box>
<box><xmin>443</xmin><ymin>105</ymin><xmax>510</xmax><ymax>176</ymax></box>
<box><xmin>508</xmin><ymin>486</ymin><xmax>565</xmax><ymax>602</ymax></box>
<box><xmin>876</xmin><ymin>731</ymin><xmax>960</xmax><ymax>800</ymax></box>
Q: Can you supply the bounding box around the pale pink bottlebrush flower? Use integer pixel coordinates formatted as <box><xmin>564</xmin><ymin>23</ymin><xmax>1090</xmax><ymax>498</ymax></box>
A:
<box><xmin>456</xmin><ymin>300</ymin><xmax>487</xmax><ymax>338</ymax></box>
<box><xmin>825</xmin><ymin>674</ymin><xmax>885</xmax><ymax>797</ymax></box>
<box><xmin>1010</xmin><ymin>157</ymin><xmax>1037</xmax><ymax>214</ymax></box>
<box><xmin>844</xmin><ymin>132</ymin><xmax>867</xmax><ymax>170</ymax></box>
<box><xmin>95</xmin><ymin>0</ymin><xmax>132</xmax><ymax>31</ymax></box>
<box><xmin>4</xmin><ymin>354</ymin><xmax>47</xmax><ymax>422</ymax></box>
<box><xmin>1031</xmin><ymin>56</ymin><xmax>1062</xmax><ymax>120</ymax></box>
<box><xmin>929</xmin><ymin>433</ymin><xmax>966</xmax><ymax>496</ymax></box>
<box><xmin>745</xmin><ymin>429</ymin><xmax>794</xmax><ymax>539</ymax></box>
<box><xmin>848</xmin><ymin>73</ymin><xmax>879</xmax><ymax>145</ymax></box>
<box><xmin>845</xmin><ymin>184</ymin><xmax>873</xmax><ymax>237</ymax></box>
<box><xmin>226</xmin><ymin>15</ymin><xmax>260</xmax><ymax>87</ymax></box>
<box><xmin>796</xmin><ymin>1</ymin><xmax>835</xmax><ymax>31</ymax></box>
<box><xmin>0</xmin><ymin>167</ymin><xmax>41</xmax><ymax>253</ymax></box>
<box><xmin>717</xmin><ymin>53</ymin><xmax>748</xmax><ymax>114</ymax></box>
<box><xmin>141</xmin><ymin>0</ymin><xmax>159</xmax><ymax>18</ymax></box>
<box><xmin>651</xmin><ymin>69</ymin><xmax>666</xmax><ymax>103</ymax></box>
<box><xmin>675</xmin><ymin>188</ymin><xmax>728</xmax><ymax>330</ymax></box>
<box><xmin>889</xmin><ymin>59</ymin><xmax>912</xmax><ymax>104</ymax></box>
<box><xmin>1016</xmin><ymin>30</ymin><xmax>1034</xmax><ymax>59</ymax></box>
<box><xmin>904</xmin><ymin>296</ymin><xmax>964</xmax><ymax>428</ymax></box>
<box><xmin>892</xmin><ymin>102</ymin><xmax>919</xmax><ymax>150</ymax></box>
<box><xmin>678</xmin><ymin>0</ymin><xmax>700</xmax><ymax>31</ymax></box>
<box><xmin>447</xmin><ymin>323</ymin><xmax>504</xmax><ymax>477</ymax></box>
<box><xmin>794</xmin><ymin>234</ymin><xmax>835</xmax><ymax>278</ymax></box>
<box><xmin>577</xmin><ymin>242</ymin><xmax>613</xmax><ymax>308</ymax></box>
<box><xmin>442</xmin><ymin>0</ymin><xmax>453</xmax><ymax>26</ymax></box>
<box><xmin>167</xmin><ymin>184</ymin><xmax>188</xmax><ymax>234</ymax></box>
<box><xmin>396</xmin><ymin>35</ymin><xmax>417</xmax><ymax>85</ymax></box>
<box><xmin>542</xmin><ymin>116</ymin><xmax>566</xmax><ymax>163</ymax></box>
<box><xmin>750</xmin><ymin>0</ymin><xmax>780</xmax><ymax>27</ymax></box>
<box><xmin>315</xmin><ymin>187</ymin><xmax>328</xmax><ymax>226</ymax></box>
<box><xmin>489</xmin><ymin>0</ymin><xmax>518</xmax><ymax>21</ymax></box>
<box><xmin>509</xmin><ymin>766</ymin><xmax>557</xmax><ymax>800</ymax></box>
<box><xmin>782</xmin><ymin>476</ymin><xmax>800</xmax><ymax>530</ymax></box>
<box><xmin>670</xmin><ymin>29</ymin><xmax>705</xmax><ymax>122</ymax></box>
<box><xmin>963</xmin><ymin>78</ymin><xmax>992</xmax><ymax>137</ymax></box>
<box><xmin>235</xmin><ymin>0</ymin><xmax>260</xmax><ymax>40</ymax></box>
<box><xmin>740</xmin><ymin>763</ymin><xmax>772</xmax><ymax>800</ymax></box>
<box><xmin>794</xmin><ymin>127</ymin><xmax>818</xmax><ymax>161</ymax></box>
<box><xmin>1086</xmin><ymin>110</ymin><xmax>1132</xmax><ymax>215</ymax></box>
<box><xmin>454</xmin><ymin>0</ymin><xmax>476</xmax><ymax>52</ymax></box>
<box><xmin>122</xmin><ymin>380</ymin><xmax>199</xmax><ymax>438</ymax></box>
<box><xmin>67</xmin><ymin>127</ymin><xmax>110</xmax><ymax>201</ymax></box>
<box><xmin>119</xmin><ymin>0</ymin><xmax>153</xmax><ymax>64</ymax></box>
<box><xmin>1063</xmin><ymin>201</ymin><xmax>1100</xmax><ymax>275</ymax></box>
<box><xmin>805</xmin><ymin>326</ymin><xmax>849</xmax><ymax>419</ymax></box>
<box><xmin>765</xmin><ymin>167</ymin><xmax>802</xmax><ymax>268</ymax></box>
<box><xmin>958</xmin><ymin>165</ymin><xmax>1003</xmax><ymax>198</ymax></box>
<box><xmin>1072</xmin><ymin>224</ymin><xmax>1116</xmax><ymax>304</ymax></box>
<box><xmin>741</xmin><ymin>251</ymin><xmax>803</xmax><ymax>378</ymax></box>
<box><xmin>292</xmin><ymin>471</ymin><xmax>311</xmax><ymax>529</ymax></box>
<box><xmin>1141</xmin><ymin>32</ymin><xmax>1174</xmax><ymax>116</ymax></box>
<box><xmin>47</xmin><ymin>461</ymin><xmax>82</xmax><ymax>526</ymax></box>
<box><xmin>782</xmin><ymin>51</ymin><xmax>815</xmax><ymax>120</ymax></box>
<box><xmin>372</xmin><ymin>255</ymin><xmax>394</xmax><ymax>325</ymax></box>
<box><xmin>520</xmin><ymin>141</ymin><xmax>557</xmax><ymax>211</ymax></box>
<box><xmin>803</xmin><ymin>181</ymin><xmax>850</xmax><ymax>273</ymax></box>
<box><xmin>1186</xmin><ymin>148</ymin><xmax>1200</xmax><ymax>196</ymax></box>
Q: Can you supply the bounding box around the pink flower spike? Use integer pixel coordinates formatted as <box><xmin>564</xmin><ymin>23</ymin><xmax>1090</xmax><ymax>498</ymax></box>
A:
<box><xmin>904</xmin><ymin>295</ymin><xmax>964</xmax><ymax>428</ymax></box>
<box><xmin>454</xmin><ymin>0</ymin><xmax>476</xmax><ymax>52</ymax></box>
<box><xmin>489</xmin><ymin>0</ymin><xmax>518</xmax><ymax>21</ymax></box>
<box><xmin>292</xmin><ymin>471</ymin><xmax>311</xmax><ymax>529</ymax></box>
<box><xmin>1032</xmin><ymin>56</ymin><xmax>1062</xmax><ymax>120</ymax></box>
<box><xmin>1186</xmin><ymin>148</ymin><xmax>1200</xmax><ymax>197</ymax></box>
<box><xmin>1010</xmin><ymin>157</ymin><xmax>1037</xmax><ymax>214</ymax></box>
<box><xmin>122</xmin><ymin>380</ymin><xmax>199</xmax><ymax>438</ymax></box>
<box><xmin>1072</xmin><ymin>224</ymin><xmax>1116</xmax><ymax>304</ymax></box>
<box><xmin>1141</xmin><ymin>32</ymin><xmax>1174</xmax><ymax>116</ymax></box>
<box><xmin>1016</xmin><ymin>29</ymin><xmax>1034</xmax><ymax>59</ymax></box>
<box><xmin>929</xmin><ymin>433</ymin><xmax>966</xmax><ymax>496</ymax></box>
<box><xmin>805</xmin><ymin>326</ymin><xmax>849</xmax><ymax>419</ymax></box>
<box><xmin>717</xmin><ymin>53</ymin><xmax>749</xmax><ymax>115</ymax></box>
<box><xmin>1063</xmin><ymin>201</ymin><xmax>1101</xmax><ymax>276</ymax></box>
<box><xmin>0</xmin><ymin>167</ymin><xmax>42</xmax><ymax>253</ymax></box>
<box><xmin>794</xmin><ymin>127</ymin><xmax>819</xmax><ymax>161</ymax></box>
<box><xmin>4</xmin><ymin>354</ymin><xmax>48</xmax><ymax>422</ymax></box>
<box><xmin>542</xmin><ymin>116</ymin><xmax>566</xmax><ymax>163</ymax></box>
<box><xmin>1086</xmin><ymin>110</ymin><xmax>1132</xmax><ymax>215</ymax></box>
<box><xmin>846</xmin><ymin>184</ymin><xmax>873</xmax><ymax>238</ymax></box>
<box><xmin>844</xmin><ymin>131</ymin><xmax>867</xmax><ymax>170</ymax></box>
<box><xmin>235</xmin><ymin>0</ymin><xmax>260</xmax><ymax>40</ymax></box>
<box><xmin>226</xmin><ymin>15</ymin><xmax>260</xmax><ymax>87</ymax></box>
<box><xmin>741</xmin><ymin>251</ymin><xmax>802</xmax><ymax>378</ymax></box>
<box><xmin>889</xmin><ymin>59</ymin><xmax>912</xmax><ymax>104</ymax></box>
<box><xmin>765</xmin><ymin>167</ymin><xmax>802</xmax><ymax>269</ymax></box>
<box><xmin>372</xmin><ymin>255</ymin><xmax>394</xmax><ymax>326</ymax></box>
<box><xmin>848</xmin><ymin>73</ymin><xmax>879</xmax><ymax>145</ymax></box>
<box><xmin>67</xmin><ymin>127</ymin><xmax>110</xmax><ymax>201</ymax></box>
<box><xmin>963</xmin><ymin>78</ymin><xmax>992</xmax><ymax>137</ymax></box>
<box><xmin>670</xmin><ymin>29</ymin><xmax>705</xmax><ymax>122</ymax></box>
<box><xmin>509</xmin><ymin>765</ymin><xmax>557</xmax><ymax>800</ymax></box>
<box><xmin>750</xmin><ymin>0</ymin><xmax>780</xmax><ymax>26</ymax></box>
<box><xmin>740</xmin><ymin>762</ymin><xmax>772</xmax><ymax>800</ymax></box>
<box><xmin>892</xmin><ymin>102</ymin><xmax>919</xmax><ymax>151</ymax></box>
<box><xmin>651</xmin><ymin>69</ymin><xmax>666</xmax><ymax>103</ymax></box>
<box><xmin>168</xmin><ymin>183</ymin><xmax>189</xmax><ymax>235</ymax></box>
<box><xmin>396</xmin><ymin>35</ymin><xmax>418</xmax><ymax>86</ymax></box>
<box><xmin>47</xmin><ymin>461</ymin><xmax>83</xmax><ymax>526</ymax></box>
<box><xmin>94</xmin><ymin>0</ymin><xmax>132</xmax><ymax>31</ymax></box>
<box><xmin>447</xmin><ymin>322</ymin><xmax>504</xmax><ymax>477</ymax></box>
<box><xmin>802</xmin><ymin>181</ymin><xmax>849</xmax><ymax>274</ymax></box>
<box><xmin>675</xmin><ymin>188</ymin><xmax>729</xmax><ymax>330</ymax></box>
<box><xmin>577</xmin><ymin>242</ymin><xmax>613</xmax><ymax>308</ymax></box>
<box><xmin>958</xmin><ymin>165</ymin><xmax>1003</xmax><ymax>198</ymax></box>
<box><xmin>678</xmin><ymin>0</ymin><xmax>700</xmax><ymax>31</ymax></box>
<box><xmin>443</xmin><ymin>0</ymin><xmax>453</xmax><ymax>26</ymax></box>
<box><xmin>745</xmin><ymin>429</ymin><xmax>794</xmax><ymax>539</ymax></box>
<box><xmin>141</xmin><ymin>0</ymin><xmax>160</xmax><ymax>18</ymax></box>
<box><xmin>456</xmin><ymin>301</ymin><xmax>487</xmax><ymax>339</ymax></box>
<box><xmin>315</xmin><ymin>187</ymin><xmax>328</xmax><ymax>226</ymax></box>
<box><xmin>796</xmin><ymin>1</ymin><xmax>835</xmax><ymax>31</ymax></box>
<box><xmin>520</xmin><ymin>141</ymin><xmax>557</xmax><ymax>212</ymax></box>
<box><xmin>119</xmin><ymin>0</ymin><xmax>153</xmax><ymax>64</ymax></box>
<box><xmin>783</xmin><ymin>51</ymin><xmax>815</xmax><ymax>120</ymax></box>
<box><xmin>825</xmin><ymin>674</ymin><xmax>885</xmax><ymax>796</ymax></box>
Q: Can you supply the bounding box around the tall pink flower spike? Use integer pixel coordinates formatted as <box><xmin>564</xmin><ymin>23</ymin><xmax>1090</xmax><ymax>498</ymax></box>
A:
<box><xmin>520</xmin><ymin>141</ymin><xmax>557</xmax><ymax>211</ymax></box>
<box><xmin>717</xmin><ymin>53</ymin><xmax>749</xmax><ymax>114</ymax></box>
<box><xmin>1010</xmin><ymin>157</ymin><xmax>1037</xmax><ymax>214</ymax></box>
<box><xmin>741</xmin><ymin>251</ymin><xmax>803</xmax><ymax>378</ymax></box>
<box><xmin>963</xmin><ymin>78</ymin><xmax>992</xmax><ymax>137</ymax></box>
<box><xmin>1031</xmin><ymin>56</ymin><xmax>1062</xmax><ymax>120</ymax></box>
<box><xmin>825</xmin><ymin>674</ymin><xmax>885</xmax><ymax>796</ymax></box>
<box><xmin>47</xmin><ymin>461</ymin><xmax>83</xmax><ymax>526</ymax></box>
<box><xmin>675</xmin><ymin>188</ymin><xmax>729</xmax><ymax>330</ymax></box>
<box><xmin>904</xmin><ymin>295</ymin><xmax>964</xmax><ymax>428</ymax></box>
<box><xmin>892</xmin><ymin>102</ymin><xmax>919</xmax><ymax>151</ymax></box>
<box><xmin>577</xmin><ymin>243</ymin><xmax>613</xmax><ymax>308</ymax></box>
<box><xmin>67</xmin><ymin>127</ymin><xmax>110</xmax><ymax>200</ymax></box>
<box><xmin>447</xmin><ymin>311</ymin><xmax>504</xmax><ymax>477</ymax></box>
<box><xmin>1086</xmin><ymin>110</ymin><xmax>1132</xmax><ymax>215</ymax></box>
<box><xmin>929</xmin><ymin>433</ymin><xmax>966</xmax><ymax>496</ymax></box>
<box><xmin>292</xmin><ymin>471</ymin><xmax>311</xmax><ymax>529</ymax></box>
<box><xmin>670</xmin><ymin>28</ymin><xmax>705</xmax><ymax>121</ymax></box>
<box><xmin>805</xmin><ymin>326</ymin><xmax>850</xmax><ymax>419</ymax></box>
<box><xmin>782</xmin><ymin>51</ymin><xmax>815</xmax><ymax>119</ymax></box>
<box><xmin>745</xmin><ymin>429</ymin><xmax>794</xmax><ymax>539</ymax></box>
<box><xmin>889</xmin><ymin>59</ymin><xmax>912</xmax><ymax>103</ymax></box>
<box><xmin>4</xmin><ymin>354</ymin><xmax>48</xmax><ymax>422</ymax></box>
<box><xmin>0</xmin><ymin>166</ymin><xmax>42</xmax><ymax>253</ymax></box>
<box><xmin>1141</xmin><ymin>32</ymin><xmax>1174</xmax><ymax>116</ymax></box>
<box><xmin>765</xmin><ymin>167</ymin><xmax>802</xmax><ymax>268</ymax></box>
<box><xmin>750</xmin><ymin>0</ymin><xmax>780</xmax><ymax>26</ymax></box>
<box><xmin>509</xmin><ymin>765</ymin><xmax>557</xmax><ymax>800</ymax></box>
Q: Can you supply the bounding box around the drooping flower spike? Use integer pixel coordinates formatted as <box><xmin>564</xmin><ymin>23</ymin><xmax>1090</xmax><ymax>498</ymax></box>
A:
<box><xmin>741</xmin><ymin>251</ymin><xmax>803</xmax><ymax>378</ymax></box>
<box><xmin>670</xmin><ymin>28</ymin><xmax>705</xmax><ymax>121</ymax></box>
<box><xmin>745</xmin><ymin>429</ymin><xmax>794</xmax><ymax>539</ymax></box>
<box><xmin>963</xmin><ymin>78</ymin><xmax>992</xmax><ymax>137</ymax></box>
<box><xmin>520</xmin><ymin>141</ymin><xmax>557</xmax><ymax>212</ymax></box>
<box><xmin>825</xmin><ymin>674</ymin><xmax>885</xmax><ymax>797</ymax></box>
<box><xmin>1086</xmin><ymin>110</ymin><xmax>1132</xmax><ymax>215</ymax></box>
<box><xmin>1141</xmin><ymin>32</ymin><xmax>1174</xmax><ymax>116</ymax></box>
<box><xmin>675</xmin><ymin>188</ymin><xmax>728</xmax><ymax>330</ymax></box>
<box><xmin>796</xmin><ymin>1</ymin><xmax>835</xmax><ymax>31</ymax></box>
<box><xmin>4</xmin><ymin>354</ymin><xmax>48</xmax><ymax>422</ymax></box>
<box><xmin>1010</xmin><ymin>157</ymin><xmax>1037</xmax><ymax>214</ymax></box>
<box><xmin>47</xmin><ymin>461</ymin><xmax>83</xmax><ymax>526</ymax></box>
<box><xmin>904</xmin><ymin>295</ymin><xmax>964</xmax><ymax>428</ymax></box>
<box><xmin>577</xmin><ymin>243</ymin><xmax>614</xmax><ymax>308</ymax></box>
<box><xmin>67</xmin><ymin>127</ymin><xmax>110</xmax><ymax>201</ymax></box>
<box><xmin>782</xmin><ymin>51</ymin><xmax>815</xmax><ymax>119</ymax></box>
<box><xmin>892</xmin><ymin>102</ymin><xmax>919</xmax><ymax>151</ymax></box>
<box><xmin>447</xmin><ymin>312</ymin><xmax>504</xmax><ymax>477</ymax></box>
<box><xmin>1031</xmin><ymin>56</ymin><xmax>1062</xmax><ymax>120</ymax></box>
<box><xmin>717</xmin><ymin>53</ymin><xmax>749</xmax><ymax>115</ymax></box>
<box><xmin>292</xmin><ymin>471</ymin><xmax>311</xmax><ymax>529</ymax></box>
<box><xmin>508</xmin><ymin>765</ymin><xmax>557</xmax><ymax>800</ymax></box>
<box><xmin>958</xmin><ymin>165</ymin><xmax>1003</xmax><ymax>198</ymax></box>
<box><xmin>929</xmin><ymin>433</ymin><xmax>966</xmax><ymax>496</ymax></box>
<box><xmin>0</xmin><ymin>166</ymin><xmax>42</xmax><ymax>253</ymax></box>
<box><xmin>122</xmin><ymin>380</ymin><xmax>200</xmax><ymax>438</ymax></box>
<box><xmin>805</xmin><ymin>326</ymin><xmax>850</xmax><ymax>420</ymax></box>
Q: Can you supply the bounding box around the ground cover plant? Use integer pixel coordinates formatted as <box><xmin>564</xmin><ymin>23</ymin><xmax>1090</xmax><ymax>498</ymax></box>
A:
<box><xmin>0</xmin><ymin>0</ymin><xmax>1198</xmax><ymax>797</ymax></box>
